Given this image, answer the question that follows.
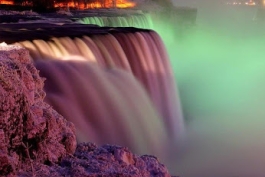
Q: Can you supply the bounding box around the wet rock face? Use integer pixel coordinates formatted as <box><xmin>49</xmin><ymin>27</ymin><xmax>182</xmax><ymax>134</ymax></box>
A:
<box><xmin>0</xmin><ymin>44</ymin><xmax>77</xmax><ymax>175</ymax></box>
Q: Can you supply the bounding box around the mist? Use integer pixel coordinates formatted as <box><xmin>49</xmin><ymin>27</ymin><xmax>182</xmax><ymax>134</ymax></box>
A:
<box><xmin>160</xmin><ymin>2</ymin><xmax>265</xmax><ymax>177</ymax></box>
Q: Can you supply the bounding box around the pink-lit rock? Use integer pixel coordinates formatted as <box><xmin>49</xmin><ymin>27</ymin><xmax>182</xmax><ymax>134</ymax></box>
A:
<box><xmin>0</xmin><ymin>44</ymin><xmax>76</xmax><ymax>175</ymax></box>
<box><xmin>19</xmin><ymin>143</ymin><xmax>174</xmax><ymax>177</ymax></box>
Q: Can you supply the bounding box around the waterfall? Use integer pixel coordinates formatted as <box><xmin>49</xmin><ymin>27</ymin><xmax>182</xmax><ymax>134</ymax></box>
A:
<box><xmin>15</xmin><ymin>28</ymin><xmax>184</xmax><ymax>140</ymax></box>
<box><xmin>0</xmin><ymin>13</ymin><xmax>184</xmax><ymax>166</ymax></box>
<box><xmin>15</xmin><ymin>32</ymin><xmax>181</xmax><ymax>161</ymax></box>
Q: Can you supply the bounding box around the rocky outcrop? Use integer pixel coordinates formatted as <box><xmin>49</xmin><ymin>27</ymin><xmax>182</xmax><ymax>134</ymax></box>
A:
<box><xmin>0</xmin><ymin>43</ymin><xmax>76</xmax><ymax>175</ymax></box>
<box><xmin>18</xmin><ymin>142</ymin><xmax>173</xmax><ymax>177</ymax></box>
<box><xmin>0</xmin><ymin>43</ymin><xmax>175</xmax><ymax>177</ymax></box>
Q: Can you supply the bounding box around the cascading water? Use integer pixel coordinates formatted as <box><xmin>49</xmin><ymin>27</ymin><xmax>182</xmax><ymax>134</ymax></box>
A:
<box><xmin>0</xmin><ymin>21</ymin><xmax>184</xmax><ymax>165</ymax></box>
<box><xmin>34</xmin><ymin>59</ymin><xmax>169</xmax><ymax>156</ymax></box>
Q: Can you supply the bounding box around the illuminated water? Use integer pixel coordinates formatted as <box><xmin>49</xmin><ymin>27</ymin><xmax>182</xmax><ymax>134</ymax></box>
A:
<box><xmin>35</xmin><ymin>59</ymin><xmax>169</xmax><ymax>156</ymax></box>
<box><xmin>165</xmin><ymin>5</ymin><xmax>265</xmax><ymax>177</ymax></box>
<box><xmin>14</xmin><ymin>28</ymin><xmax>184</xmax><ymax>165</ymax></box>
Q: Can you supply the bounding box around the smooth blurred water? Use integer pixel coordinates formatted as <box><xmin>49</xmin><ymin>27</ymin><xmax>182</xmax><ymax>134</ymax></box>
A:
<box><xmin>164</xmin><ymin>4</ymin><xmax>265</xmax><ymax>177</ymax></box>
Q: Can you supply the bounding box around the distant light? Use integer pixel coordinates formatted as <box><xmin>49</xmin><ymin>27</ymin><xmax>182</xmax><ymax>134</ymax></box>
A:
<box><xmin>223</xmin><ymin>0</ymin><xmax>257</xmax><ymax>6</ymax></box>
<box><xmin>54</xmin><ymin>0</ymin><xmax>136</xmax><ymax>9</ymax></box>
<box><xmin>0</xmin><ymin>0</ymin><xmax>14</xmax><ymax>5</ymax></box>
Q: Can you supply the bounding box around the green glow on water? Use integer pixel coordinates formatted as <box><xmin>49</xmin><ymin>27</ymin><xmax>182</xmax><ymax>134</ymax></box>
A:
<box><xmin>78</xmin><ymin>14</ymin><xmax>154</xmax><ymax>29</ymax></box>
<box><xmin>164</xmin><ymin>19</ymin><xmax>265</xmax><ymax>118</ymax></box>
<box><xmin>156</xmin><ymin>6</ymin><xmax>265</xmax><ymax>176</ymax></box>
